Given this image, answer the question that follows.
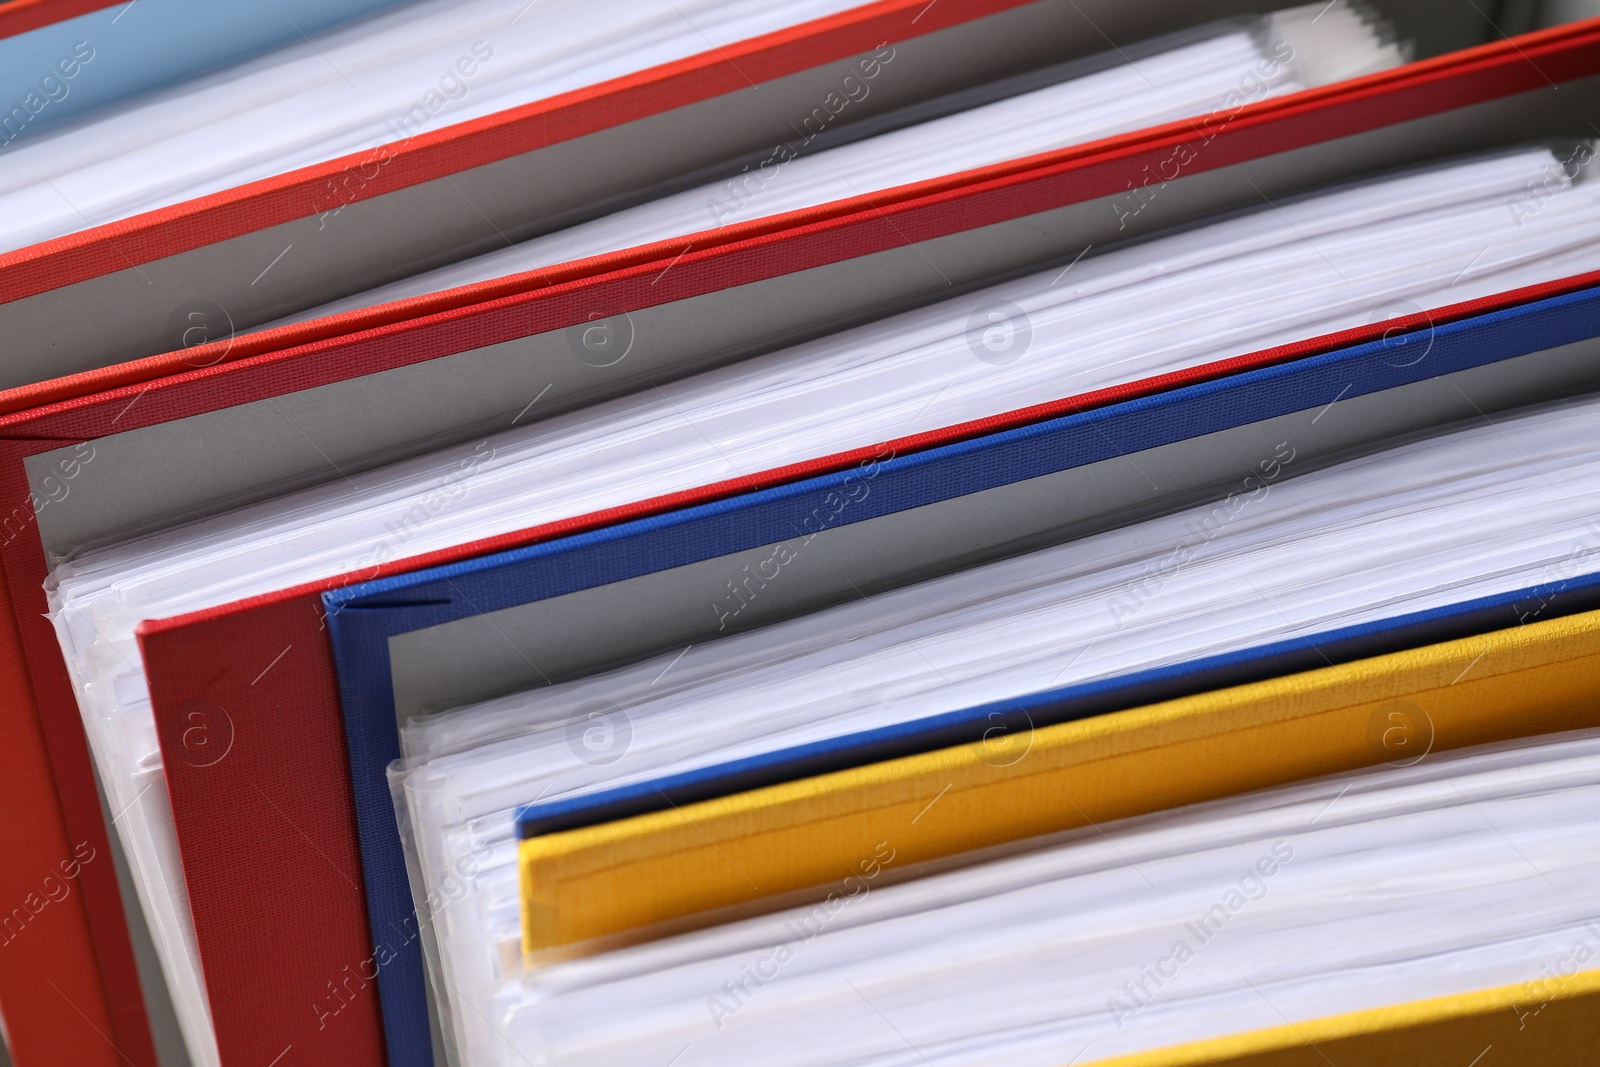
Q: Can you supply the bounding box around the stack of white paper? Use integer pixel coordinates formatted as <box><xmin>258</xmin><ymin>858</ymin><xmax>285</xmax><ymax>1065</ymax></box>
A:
<box><xmin>0</xmin><ymin>0</ymin><xmax>872</xmax><ymax>254</ymax></box>
<box><xmin>392</xmin><ymin>388</ymin><xmax>1600</xmax><ymax>1063</ymax></box>
<box><xmin>489</xmin><ymin>729</ymin><xmax>1600</xmax><ymax>1066</ymax></box>
<box><xmin>278</xmin><ymin>3</ymin><xmax>1404</xmax><ymax>326</ymax></box>
<box><xmin>46</xmin><ymin>138</ymin><xmax>1593</xmax><ymax>1067</ymax></box>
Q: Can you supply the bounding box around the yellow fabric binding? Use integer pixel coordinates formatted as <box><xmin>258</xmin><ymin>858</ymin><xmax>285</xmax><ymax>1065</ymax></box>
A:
<box><xmin>1082</xmin><ymin>965</ymin><xmax>1600</xmax><ymax>1066</ymax></box>
<box><xmin>522</xmin><ymin>608</ymin><xmax>1600</xmax><ymax>953</ymax></box>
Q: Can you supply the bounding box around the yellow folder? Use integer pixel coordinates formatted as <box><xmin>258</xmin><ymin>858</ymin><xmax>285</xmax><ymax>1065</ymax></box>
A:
<box><xmin>1089</xmin><ymin>965</ymin><xmax>1600</xmax><ymax>1066</ymax></box>
<box><xmin>520</xmin><ymin>606</ymin><xmax>1600</xmax><ymax>1061</ymax></box>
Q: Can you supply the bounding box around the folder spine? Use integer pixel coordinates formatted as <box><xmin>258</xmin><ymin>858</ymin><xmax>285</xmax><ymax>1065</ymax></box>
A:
<box><xmin>0</xmin><ymin>556</ymin><xmax>156</xmax><ymax>1067</ymax></box>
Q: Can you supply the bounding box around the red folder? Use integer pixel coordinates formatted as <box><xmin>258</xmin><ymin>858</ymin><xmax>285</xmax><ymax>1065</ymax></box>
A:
<box><xmin>0</xmin><ymin>0</ymin><xmax>1313</xmax><ymax>406</ymax></box>
<box><xmin>0</xmin><ymin>567</ymin><xmax>148</xmax><ymax>1067</ymax></box>
<box><xmin>3</xmin><ymin>7</ymin><xmax>191</xmax><ymax>1066</ymax></box>
<box><xmin>3</xmin><ymin>14</ymin><xmax>1599</xmax><ymax>1067</ymax></box>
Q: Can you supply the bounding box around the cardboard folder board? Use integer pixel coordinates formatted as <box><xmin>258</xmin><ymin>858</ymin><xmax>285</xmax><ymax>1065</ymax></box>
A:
<box><xmin>0</xmin><ymin>19</ymin><xmax>1593</xmax><ymax>1065</ymax></box>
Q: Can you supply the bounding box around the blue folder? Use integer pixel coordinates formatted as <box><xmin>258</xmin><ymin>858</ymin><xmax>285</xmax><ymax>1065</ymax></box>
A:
<box><xmin>323</xmin><ymin>280</ymin><xmax>1600</xmax><ymax>1067</ymax></box>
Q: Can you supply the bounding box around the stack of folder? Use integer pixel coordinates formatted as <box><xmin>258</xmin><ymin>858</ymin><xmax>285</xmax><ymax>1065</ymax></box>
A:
<box><xmin>3</xmin><ymin>1</ymin><xmax>1600</xmax><ymax>1065</ymax></box>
